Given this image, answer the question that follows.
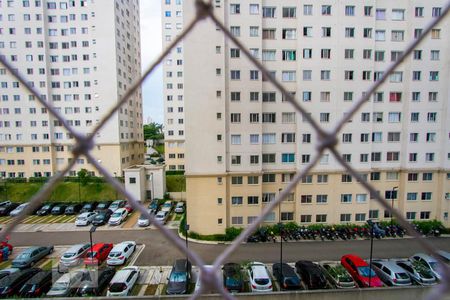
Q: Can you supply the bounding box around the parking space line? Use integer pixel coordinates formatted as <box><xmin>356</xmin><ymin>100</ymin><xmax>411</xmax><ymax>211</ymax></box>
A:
<box><xmin>129</xmin><ymin>245</ymin><xmax>145</xmax><ymax>266</ymax></box>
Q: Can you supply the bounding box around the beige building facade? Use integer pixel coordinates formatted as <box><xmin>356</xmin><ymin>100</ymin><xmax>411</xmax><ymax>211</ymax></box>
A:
<box><xmin>0</xmin><ymin>0</ymin><xmax>144</xmax><ymax>178</ymax></box>
<box><xmin>181</xmin><ymin>0</ymin><xmax>450</xmax><ymax>235</ymax></box>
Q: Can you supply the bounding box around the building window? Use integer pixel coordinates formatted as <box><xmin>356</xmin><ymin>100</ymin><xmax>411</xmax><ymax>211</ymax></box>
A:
<box><xmin>341</xmin><ymin>194</ymin><xmax>352</xmax><ymax>203</ymax></box>
<box><xmin>231</xmin><ymin>216</ymin><xmax>243</xmax><ymax>225</ymax></box>
<box><xmin>421</xmin><ymin>192</ymin><xmax>432</xmax><ymax>201</ymax></box>
<box><xmin>248</xmin><ymin>196</ymin><xmax>259</xmax><ymax>205</ymax></box>
<box><xmin>316</xmin><ymin>195</ymin><xmax>328</xmax><ymax>204</ymax></box>
<box><xmin>420</xmin><ymin>211</ymin><xmax>430</xmax><ymax>220</ymax></box>
<box><xmin>340</xmin><ymin>214</ymin><xmax>351</xmax><ymax>222</ymax></box>
<box><xmin>300</xmin><ymin>215</ymin><xmax>312</xmax><ymax>223</ymax></box>
<box><xmin>231</xmin><ymin>197</ymin><xmax>243</xmax><ymax>205</ymax></box>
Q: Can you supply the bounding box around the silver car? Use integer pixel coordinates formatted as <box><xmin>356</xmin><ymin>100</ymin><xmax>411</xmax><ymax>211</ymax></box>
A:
<box><xmin>410</xmin><ymin>253</ymin><xmax>442</xmax><ymax>280</ymax></box>
<box><xmin>47</xmin><ymin>270</ymin><xmax>87</xmax><ymax>297</ymax></box>
<box><xmin>395</xmin><ymin>260</ymin><xmax>437</xmax><ymax>286</ymax></box>
<box><xmin>59</xmin><ymin>244</ymin><xmax>91</xmax><ymax>268</ymax></box>
<box><xmin>371</xmin><ymin>260</ymin><xmax>411</xmax><ymax>286</ymax></box>
<box><xmin>9</xmin><ymin>203</ymin><xmax>28</xmax><ymax>217</ymax></box>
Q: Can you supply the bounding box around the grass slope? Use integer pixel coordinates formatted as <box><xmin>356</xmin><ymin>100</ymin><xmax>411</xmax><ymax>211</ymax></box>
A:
<box><xmin>166</xmin><ymin>175</ymin><xmax>185</xmax><ymax>192</ymax></box>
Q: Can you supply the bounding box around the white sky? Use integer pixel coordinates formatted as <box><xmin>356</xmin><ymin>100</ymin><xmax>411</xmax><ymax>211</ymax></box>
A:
<box><xmin>139</xmin><ymin>0</ymin><xmax>163</xmax><ymax>124</ymax></box>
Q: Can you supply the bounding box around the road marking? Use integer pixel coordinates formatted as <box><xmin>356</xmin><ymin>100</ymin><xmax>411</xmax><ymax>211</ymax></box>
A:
<box><xmin>129</xmin><ymin>244</ymin><xmax>145</xmax><ymax>266</ymax></box>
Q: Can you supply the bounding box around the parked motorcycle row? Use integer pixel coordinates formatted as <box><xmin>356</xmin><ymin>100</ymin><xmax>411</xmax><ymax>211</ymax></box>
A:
<box><xmin>247</xmin><ymin>222</ymin><xmax>443</xmax><ymax>243</ymax></box>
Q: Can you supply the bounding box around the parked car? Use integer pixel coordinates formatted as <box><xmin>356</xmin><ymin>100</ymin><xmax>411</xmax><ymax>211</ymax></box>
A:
<box><xmin>161</xmin><ymin>201</ymin><xmax>173</xmax><ymax>212</ymax></box>
<box><xmin>247</xmin><ymin>262</ymin><xmax>272</xmax><ymax>292</ymax></box>
<box><xmin>195</xmin><ymin>265</ymin><xmax>222</xmax><ymax>294</ymax></box>
<box><xmin>108</xmin><ymin>208</ymin><xmax>128</xmax><ymax>226</ymax></box>
<box><xmin>395</xmin><ymin>260</ymin><xmax>437</xmax><ymax>286</ymax></box>
<box><xmin>155</xmin><ymin>210</ymin><xmax>169</xmax><ymax>224</ymax></box>
<box><xmin>319</xmin><ymin>261</ymin><xmax>356</xmax><ymax>289</ymax></box>
<box><xmin>341</xmin><ymin>254</ymin><xmax>383</xmax><ymax>288</ymax></box>
<box><xmin>107</xmin><ymin>241</ymin><xmax>136</xmax><ymax>266</ymax></box>
<box><xmin>0</xmin><ymin>268</ymin><xmax>19</xmax><ymax>281</ymax></box>
<box><xmin>95</xmin><ymin>201</ymin><xmax>112</xmax><ymax>212</ymax></box>
<box><xmin>107</xmin><ymin>266</ymin><xmax>140</xmax><ymax>296</ymax></box>
<box><xmin>410</xmin><ymin>253</ymin><xmax>442</xmax><ymax>280</ymax></box>
<box><xmin>222</xmin><ymin>263</ymin><xmax>244</xmax><ymax>293</ymax></box>
<box><xmin>371</xmin><ymin>260</ymin><xmax>411</xmax><ymax>286</ymax></box>
<box><xmin>108</xmin><ymin>200</ymin><xmax>126</xmax><ymax>213</ymax></box>
<box><xmin>124</xmin><ymin>202</ymin><xmax>134</xmax><ymax>213</ymax></box>
<box><xmin>64</xmin><ymin>204</ymin><xmax>83</xmax><ymax>215</ymax></box>
<box><xmin>47</xmin><ymin>270</ymin><xmax>87</xmax><ymax>297</ymax></box>
<box><xmin>36</xmin><ymin>203</ymin><xmax>56</xmax><ymax>216</ymax></box>
<box><xmin>12</xmin><ymin>246</ymin><xmax>54</xmax><ymax>269</ymax></box>
<box><xmin>166</xmin><ymin>259</ymin><xmax>192</xmax><ymax>295</ymax></box>
<box><xmin>51</xmin><ymin>204</ymin><xmax>67</xmax><ymax>215</ymax></box>
<box><xmin>19</xmin><ymin>269</ymin><xmax>61</xmax><ymax>297</ymax></box>
<box><xmin>295</xmin><ymin>260</ymin><xmax>328</xmax><ymax>290</ymax></box>
<box><xmin>0</xmin><ymin>200</ymin><xmax>12</xmax><ymax>208</ymax></box>
<box><xmin>435</xmin><ymin>250</ymin><xmax>450</xmax><ymax>263</ymax></box>
<box><xmin>75</xmin><ymin>267</ymin><xmax>116</xmax><ymax>296</ymax></box>
<box><xmin>84</xmin><ymin>243</ymin><xmax>113</xmax><ymax>266</ymax></box>
<box><xmin>137</xmin><ymin>210</ymin><xmax>151</xmax><ymax>227</ymax></box>
<box><xmin>9</xmin><ymin>203</ymin><xmax>28</xmax><ymax>217</ymax></box>
<box><xmin>75</xmin><ymin>212</ymin><xmax>97</xmax><ymax>226</ymax></box>
<box><xmin>174</xmin><ymin>202</ymin><xmax>185</xmax><ymax>213</ymax></box>
<box><xmin>148</xmin><ymin>200</ymin><xmax>160</xmax><ymax>214</ymax></box>
<box><xmin>272</xmin><ymin>262</ymin><xmax>301</xmax><ymax>290</ymax></box>
<box><xmin>0</xmin><ymin>202</ymin><xmax>19</xmax><ymax>216</ymax></box>
<box><xmin>91</xmin><ymin>210</ymin><xmax>112</xmax><ymax>226</ymax></box>
<box><xmin>0</xmin><ymin>268</ymin><xmax>41</xmax><ymax>297</ymax></box>
<box><xmin>80</xmin><ymin>202</ymin><xmax>99</xmax><ymax>213</ymax></box>
<box><xmin>59</xmin><ymin>243</ymin><xmax>91</xmax><ymax>269</ymax></box>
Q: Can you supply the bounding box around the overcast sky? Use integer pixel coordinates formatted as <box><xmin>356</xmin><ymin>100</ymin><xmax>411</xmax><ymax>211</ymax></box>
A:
<box><xmin>139</xmin><ymin>1</ymin><xmax>163</xmax><ymax>124</ymax></box>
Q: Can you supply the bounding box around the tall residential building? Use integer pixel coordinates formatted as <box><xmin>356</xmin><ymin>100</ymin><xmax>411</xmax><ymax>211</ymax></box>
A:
<box><xmin>0</xmin><ymin>0</ymin><xmax>144</xmax><ymax>178</ymax></box>
<box><xmin>182</xmin><ymin>1</ymin><xmax>450</xmax><ymax>234</ymax></box>
<box><xmin>162</xmin><ymin>0</ymin><xmax>185</xmax><ymax>171</ymax></box>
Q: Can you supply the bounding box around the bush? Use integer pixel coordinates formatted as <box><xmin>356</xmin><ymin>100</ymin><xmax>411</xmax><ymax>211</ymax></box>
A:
<box><xmin>166</xmin><ymin>170</ymin><xmax>185</xmax><ymax>176</ymax></box>
<box><xmin>5</xmin><ymin>178</ymin><xmax>27</xmax><ymax>183</ymax></box>
<box><xmin>28</xmin><ymin>177</ymin><xmax>48</xmax><ymax>183</ymax></box>
<box><xmin>225</xmin><ymin>227</ymin><xmax>243</xmax><ymax>241</ymax></box>
<box><xmin>412</xmin><ymin>220</ymin><xmax>445</xmax><ymax>234</ymax></box>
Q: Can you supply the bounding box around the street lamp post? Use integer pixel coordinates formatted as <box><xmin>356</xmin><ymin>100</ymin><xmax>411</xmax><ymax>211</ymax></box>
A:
<box><xmin>78</xmin><ymin>176</ymin><xmax>81</xmax><ymax>203</ymax></box>
<box><xmin>390</xmin><ymin>186</ymin><xmax>398</xmax><ymax>227</ymax></box>
<box><xmin>278</xmin><ymin>188</ymin><xmax>283</xmax><ymax>272</ymax></box>
<box><xmin>150</xmin><ymin>173</ymin><xmax>154</xmax><ymax>201</ymax></box>
<box><xmin>114</xmin><ymin>172</ymin><xmax>118</xmax><ymax>200</ymax></box>
<box><xmin>367</xmin><ymin>220</ymin><xmax>374</xmax><ymax>287</ymax></box>
<box><xmin>89</xmin><ymin>225</ymin><xmax>97</xmax><ymax>264</ymax></box>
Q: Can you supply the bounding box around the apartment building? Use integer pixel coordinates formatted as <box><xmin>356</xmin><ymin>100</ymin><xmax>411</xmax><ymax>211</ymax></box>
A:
<box><xmin>0</xmin><ymin>0</ymin><xmax>144</xmax><ymax>178</ymax></box>
<box><xmin>182</xmin><ymin>0</ymin><xmax>450</xmax><ymax>234</ymax></box>
<box><xmin>162</xmin><ymin>0</ymin><xmax>186</xmax><ymax>171</ymax></box>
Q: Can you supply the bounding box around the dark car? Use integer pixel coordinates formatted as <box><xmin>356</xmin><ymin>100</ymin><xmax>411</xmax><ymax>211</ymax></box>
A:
<box><xmin>0</xmin><ymin>202</ymin><xmax>19</xmax><ymax>216</ymax></box>
<box><xmin>295</xmin><ymin>260</ymin><xmax>328</xmax><ymax>290</ymax></box>
<box><xmin>75</xmin><ymin>267</ymin><xmax>116</xmax><ymax>296</ymax></box>
<box><xmin>273</xmin><ymin>263</ymin><xmax>301</xmax><ymax>290</ymax></box>
<box><xmin>0</xmin><ymin>268</ymin><xmax>41</xmax><ymax>297</ymax></box>
<box><xmin>51</xmin><ymin>204</ymin><xmax>67</xmax><ymax>215</ymax></box>
<box><xmin>12</xmin><ymin>246</ymin><xmax>54</xmax><ymax>269</ymax></box>
<box><xmin>80</xmin><ymin>202</ymin><xmax>99</xmax><ymax>213</ymax></box>
<box><xmin>95</xmin><ymin>201</ymin><xmax>112</xmax><ymax>212</ymax></box>
<box><xmin>222</xmin><ymin>263</ymin><xmax>244</xmax><ymax>293</ymax></box>
<box><xmin>36</xmin><ymin>203</ymin><xmax>56</xmax><ymax>216</ymax></box>
<box><xmin>19</xmin><ymin>269</ymin><xmax>61</xmax><ymax>297</ymax></box>
<box><xmin>91</xmin><ymin>210</ymin><xmax>113</xmax><ymax>226</ymax></box>
<box><xmin>65</xmin><ymin>204</ymin><xmax>83</xmax><ymax>215</ymax></box>
<box><xmin>166</xmin><ymin>259</ymin><xmax>192</xmax><ymax>295</ymax></box>
<box><xmin>148</xmin><ymin>200</ymin><xmax>160</xmax><ymax>214</ymax></box>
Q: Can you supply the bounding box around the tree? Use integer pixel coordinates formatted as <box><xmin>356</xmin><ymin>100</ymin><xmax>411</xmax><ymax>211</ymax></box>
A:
<box><xmin>143</xmin><ymin>122</ymin><xmax>164</xmax><ymax>141</ymax></box>
<box><xmin>77</xmin><ymin>168</ymin><xmax>90</xmax><ymax>186</ymax></box>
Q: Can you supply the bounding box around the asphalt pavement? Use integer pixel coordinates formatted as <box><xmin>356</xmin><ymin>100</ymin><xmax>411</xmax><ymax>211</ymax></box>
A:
<box><xmin>8</xmin><ymin>230</ymin><xmax>450</xmax><ymax>266</ymax></box>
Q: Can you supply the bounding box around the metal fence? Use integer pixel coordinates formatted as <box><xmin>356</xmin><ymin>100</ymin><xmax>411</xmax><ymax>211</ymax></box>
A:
<box><xmin>1</xmin><ymin>0</ymin><xmax>450</xmax><ymax>299</ymax></box>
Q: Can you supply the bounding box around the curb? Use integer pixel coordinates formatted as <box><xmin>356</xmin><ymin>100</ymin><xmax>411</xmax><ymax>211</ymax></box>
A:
<box><xmin>177</xmin><ymin>229</ymin><xmax>233</xmax><ymax>245</ymax></box>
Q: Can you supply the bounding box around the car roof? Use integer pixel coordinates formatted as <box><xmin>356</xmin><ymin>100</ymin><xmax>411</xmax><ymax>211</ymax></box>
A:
<box><xmin>373</xmin><ymin>261</ymin><xmax>407</xmax><ymax>273</ymax></box>
<box><xmin>26</xmin><ymin>270</ymin><xmax>54</xmax><ymax>284</ymax></box>
<box><xmin>22</xmin><ymin>246</ymin><xmax>42</xmax><ymax>253</ymax></box>
<box><xmin>250</xmin><ymin>264</ymin><xmax>268</xmax><ymax>278</ymax></box>
<box><xmin>110</xmin><ymin>266</ymin><xmax>139</xmax><ymax>282</ymax></box>
<box><xmin>111</xmin><ymin>241</ymin><xmax>134</xmax><ymax>252</ymax></box>
<box><xmin>413</xmin><ymin>253</ymin><xmax>437</xmax><ymax>262</ymax></box>
<box><xmin>113</xmin><ymin>208</ymin><xmax>127</xmax><ymax>213</ymax></box>
<box><xmin>88</xmin><ymin>243</ymin><xmax>108</xmax><ymax>251</ymax></box>
<box><xmin>174</xmin><ymin>259</ymin><xmax>191</xmax><ymax>271</ymax></box>
<box><xmin>111</xmin><ymin>200</ymin><xmax>125</xmax><ymax>204</ymax></box>
<box><xmin>78</xmin><ymin>212</ymin><xmax>93</xmax><ymax>217</ymax></box>
<box><xmin>0</xmin><ymin>269</ymin><xmax>38</xmax><ymax>285</ymax></box>
<box><xmin>343</xmin><ymin>254</ymin><xmax>367</xmax><ymax>267</ymax></box>
<box><xmin>65</xmin><ymin>244</ymin><xmax>89</xmax><ymax>253</ymax></box>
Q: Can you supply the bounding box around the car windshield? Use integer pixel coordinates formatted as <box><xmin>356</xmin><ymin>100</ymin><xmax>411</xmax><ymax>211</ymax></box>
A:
<box><xmin>112</xmin><ymin>212</ymin><xmax>121</xmax><ymax>218</ymax></box>
<box><xmin>63</xmin><ymin>252</ymin><xmax>76</xmax><ymax>258</ymax></box>
<box><xmin>42</xmin><ymin>205</ymin><xmax>51</xmax><ymax>209</ymax></box>
<box><xmin>225</xmin><ymin>277</ymin><xmax>241</xmax><ymax>287</ymax></box>
<box><xmin>169</xmin><ymin>272</ymin><xmax>187</xmax><ymax>283</ymax></box>
<box><xmin>255</xmin><ymin>278</ymin><xmax>269</xmax><ymax>285</ymax></box>
<box><xmin>94</xmin><ymin>214</ymin><xmax>104</xmax><ymax>220</ymax></box>
<box><xmin>78</xmin><ymin>217</ymin><xmax>87</xmax><ymax>221</ymax></box>
<box><xmin>97</xmin><ymin>203</ymin><xmax>107</xmax><ymax>208</ymax></box>
<box><xmin>109</xmin><ymin>283</ymin><xmax>126</xmax><ymax>292</ymax></box>
<box><xmin>285</xmin><ymin>277</ymin><xmax>300</xmax><ymax>286</ymax></box>
<box><xmin>395</xmin><ymin>272</ymin><xmax>410</xmax><ymax>280</ymax></box>
<box><xmin>139</xmin><ymin>214</ymin><xmax>149</xmax><ymax>220</ymax></box>
<box><xmin>357</xmin><ymin>266</ymin><xmax>376</xmax><ymax>277</ymax></box>
<box><xmin>17</xmin><ymin>253</ymin><xmax>31</xmax><ymax>259</ymax></box>
<box><xmin>86</xmin><ymin>252</ymin><xmax>97</xmax><ymax>258</ymax></box>
<box><xmin>109</xmin><ymin>251</ymin><xmax>121</xmax><ymax>257</ymax></box>
<box><xmin>429</xmin><ymin>262</ymin><xmax>438</xmax><ymax>271</ymax></box>
<box><xmin>51</xmin><ymin>282</ymin><xmax>68</xmax><ymax>291</ymax></box>
<box><xmin>110</xmin><ymin>204</ymin><xmax>119</xmax><ymax>209</ymax></box>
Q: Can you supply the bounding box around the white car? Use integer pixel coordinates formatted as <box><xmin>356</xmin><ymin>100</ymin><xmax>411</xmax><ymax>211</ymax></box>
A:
<box><xmin>108</xmin><ymin>208</ymin><xmax>128</xmax><ymax>226</ymax></box>
<box><xmin>59</xmin><ymin>243</ymin><xmax>91</xmax><ymax>268</ymax></box>
<box><xmin>410</xmin><ymin>253</ymin><xmax>442</xmax><ymax>280</ymax></box>
<box><xmin>174</xmin><ymin>202</ymin><xmax>185</xmax><ymax>213</ymax></box>
<box><xmin>9</xmin><ymin>203</ymin><xmax>28</xmax><ymax>217</ymax></box>
<box><xmin>155</xmin><ymin>211</ymin><xmax>169</xmax><ymax>224</ymax></box>
<box><xmin>107</xmin><ymin>241</ymin><xmax>136</xmax><ymax>266</ymax></box>
<box><xmin>161</xmin><ymin>201</ymin><xmax>173</xmax><ymax>212</ymax></box>
<box><xmin>75</xmin><ymin>212</ymin><xmax>97</xmax><ymax>226</ymax></box>
<box><xmin>107</xmin><ymin>266</ymin><xmax>140</xmax><ymax>296</ymax></box>
<box><xmin>137</xmin><ymin>210</ymin><xmax>151</xmax><ymax>227</ymax></box>
<box><xmin>247</xmin><ymin>262</ymin><xmax>273</xmax><ymax>292</ymax></box>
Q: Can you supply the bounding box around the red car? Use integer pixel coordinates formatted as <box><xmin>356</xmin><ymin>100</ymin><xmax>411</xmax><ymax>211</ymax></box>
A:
<box><xmin>124</xmin><ymin>202</ymin><xmax>134</xmax><ymax>213</ymax></box>
<box><xmin>341</xmin><ymin>254</ymin><xmax>383</xmax><ymax>288</ymax></box>
<box><xmin>84</xmin><ymin>243</ymin><xmax>113</xmax><ymax>266</ymax></box>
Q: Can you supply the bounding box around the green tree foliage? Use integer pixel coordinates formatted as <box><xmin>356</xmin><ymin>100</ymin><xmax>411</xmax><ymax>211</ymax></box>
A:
<box><xmin>77</xmin><ymin>168</ymin><xmax>90</xmax><ymax>186</ymax></box>
<box><xmin>143</xmin><ymin>122</ymin><xmax>164</xmax><ymax>141</ymax></box>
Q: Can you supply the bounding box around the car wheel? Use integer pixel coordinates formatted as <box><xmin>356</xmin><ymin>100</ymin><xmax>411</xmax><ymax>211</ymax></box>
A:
<box><xmin>30</xmin><ymin>261</ymin><xmax>35</xmax><ymax>267</ymax></box>
<box><xmin>49</xmin><ymin>248</ymin><xmax>54</xmax><ymax>254</ymax></box>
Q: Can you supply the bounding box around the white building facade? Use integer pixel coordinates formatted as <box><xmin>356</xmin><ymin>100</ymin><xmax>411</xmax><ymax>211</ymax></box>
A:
<box><xmin>0</xmin><ymin>0</ymin><xmax>144</xmax><ymax>178</ymax></box>
<box><xmin>181</xmin><ymin>0</ymin><xmax>450</xmax><ymax>234</ymax></box>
